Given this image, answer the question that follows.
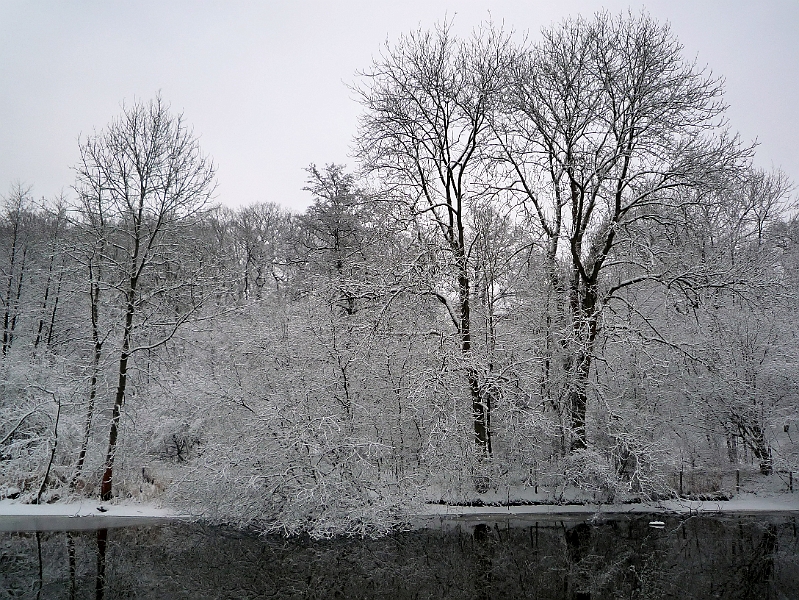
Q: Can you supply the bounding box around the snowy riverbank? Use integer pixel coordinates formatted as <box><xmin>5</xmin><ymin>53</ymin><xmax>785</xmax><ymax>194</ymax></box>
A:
<box><xmin>0</xmin><ymin>499</ymin><xmax>181</xmax><ymax>531</ymax></box>
<box><xmin>2</xmin><ymin>492</ymin><xmax>798</xmax><ymax>533</ymax></box>
<box><xmin>420</xmin><ymin>492</ymin><xmax>799</xmax><ymax>517</ymax></box>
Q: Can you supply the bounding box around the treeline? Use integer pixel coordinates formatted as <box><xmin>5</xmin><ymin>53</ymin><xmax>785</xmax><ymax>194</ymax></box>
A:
<box><xmin>1</xmin><ymin>11</ymin><xmax>798</xmax><ymax>537</ymax></box>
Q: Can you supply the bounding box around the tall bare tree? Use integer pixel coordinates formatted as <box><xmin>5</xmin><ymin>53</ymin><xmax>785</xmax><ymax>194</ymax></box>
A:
<box><xmin>74</xmin><ymin>95</ymin><xmax>216</xmax><ymax>500</ymax></box>
<box><xmin>355</xmin><ymin>22</ymin><xmax>512</xmax><ymax>459</ymax></box>
<box><xmin>494</xmin><ymin>11</ymin><xmax>749</xmax><ymax>451</ymax></box>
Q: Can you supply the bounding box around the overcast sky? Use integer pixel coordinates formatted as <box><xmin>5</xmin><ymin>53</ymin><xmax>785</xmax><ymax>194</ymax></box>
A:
<box><xmin>1</xmin><ymin>1</ymin><xmax>797</xmax><ymax>212</ymax></box>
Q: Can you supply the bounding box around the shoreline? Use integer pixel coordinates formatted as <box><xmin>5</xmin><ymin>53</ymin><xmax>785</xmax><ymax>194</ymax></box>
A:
<box><xmin>419</xmin><ymin>493</ymin><xmax>799</xmax><ymax>517</ymax></box>
<box><xmin>0</xmin><ymin>499</ymin><xmax>181</xmax><ymax>532</ymax></box>
<box><xmin>2</xmin><ymin>493</ymin><xmax>798</xmax><ymax>532</ymax></box>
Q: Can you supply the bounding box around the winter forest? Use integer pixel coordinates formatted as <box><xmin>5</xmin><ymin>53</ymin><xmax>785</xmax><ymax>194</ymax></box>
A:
<box><xmin>2</xmin><ymin>12</ymin><xmax>798</xmax><ymax>537</ymax></box>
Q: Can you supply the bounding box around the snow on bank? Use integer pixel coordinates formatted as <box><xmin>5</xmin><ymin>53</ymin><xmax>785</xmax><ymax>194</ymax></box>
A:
<box><xmin>0</xmin><ymin>499</ymin><xmax>182</xmax><ymax>532</ymax></box>
<box><xmin>420</xmin><ymin>492</ymin><xmax>799</xmax><ymax>518</ymax></box>
<box><xmin>2</xmin><ymin>493</ymin><xmax>797</xmax><ymax>533</ymax></box>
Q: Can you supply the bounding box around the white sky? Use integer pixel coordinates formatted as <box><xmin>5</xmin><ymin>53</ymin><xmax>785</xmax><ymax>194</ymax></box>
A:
<box><xmin>1</xmin><ymin>1</ymin><xmax>797</xmax><ymax>212</ymax></box>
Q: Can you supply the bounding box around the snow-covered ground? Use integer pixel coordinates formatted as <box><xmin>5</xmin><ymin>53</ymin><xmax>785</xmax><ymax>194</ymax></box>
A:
<box><xmin>420</xmin><ymin>492</ymin><xmax>799</xmax><ymax>517</ymax></box>
<box><xmin>0</xmin><ymin>499</ymin><xmax>181</xmax><ymax>531</ymax></box>
<box><xmin>2</xmin><ymin>492</ymin><xmax>797</xmax><ymax>532</ymax></box>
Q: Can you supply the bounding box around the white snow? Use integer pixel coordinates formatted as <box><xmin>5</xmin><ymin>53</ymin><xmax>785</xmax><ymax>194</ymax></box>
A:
<box><xmin>0</xmin><ymin>499</ymin><xmax>176</xmax><ymax>517</ymax></box>
<box><xmin>2</xmin><ymin>493</ymin><xmax>797</xmax><ymax>532</ymax></box>
<box><xmin>419</xmin><ymin>492</ymin><xmax>799</xmax><ymax>517</ymax></box>
<box><xmin>0</xmin><ymin>499</ymin><xmax>183</xmax><ymax>531</ymax></box>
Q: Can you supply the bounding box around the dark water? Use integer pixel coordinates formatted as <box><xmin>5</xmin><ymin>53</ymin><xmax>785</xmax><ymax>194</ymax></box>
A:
<box><xmin>2</xmin><ymin>514</ymin><xmax>798</xmax><ymax>599</ymax></box>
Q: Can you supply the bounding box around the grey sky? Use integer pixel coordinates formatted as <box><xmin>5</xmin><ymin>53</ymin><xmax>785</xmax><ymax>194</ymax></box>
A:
<box><xmin>1</xmin><ymin>1</ymin><xmax>797</xmax><ymax>211</ymax></box>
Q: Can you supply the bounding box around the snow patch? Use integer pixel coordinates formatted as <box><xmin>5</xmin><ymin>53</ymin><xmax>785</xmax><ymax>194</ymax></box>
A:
<box><xmin>0</xmin><ymin>499</ymin><xmax>183</xmax><ymax>531</ymax></box>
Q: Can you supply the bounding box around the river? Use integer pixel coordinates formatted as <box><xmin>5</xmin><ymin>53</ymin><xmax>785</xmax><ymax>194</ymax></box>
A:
<box><xmin>2</xmin><ymin>513</ymin><xmax>797</xmax><ymax>598</ymax></box>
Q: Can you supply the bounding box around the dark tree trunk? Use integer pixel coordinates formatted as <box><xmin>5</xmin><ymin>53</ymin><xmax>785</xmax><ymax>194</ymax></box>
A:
<box><xmin>34</xmin><ymin>250</ymin><xmax>58</xmax><ymax>349</ymax></box>
<box><xmin>751</xmin><ymin>424</ymin><xmax>773</xmax><ymax>475</ymax></box>
<box><xmin>456</xmin><ymin>245</ymin><xmax>489</xmax><ymax>454</ymax></box>
<box><xmin>2</xmin><ymin>222</ymin><xmax>24</xmax><ymax>356</ymax></box>
<box><xmin>45</xmin><ymin>270</ymin><xmax>63</xmax><ymax>348</ymax></box>
<box><xmin>34</xmin><ymin>213</ymin><xmax>64</xmax><ymax>350</ymax></box>
<box><xmin>100</xmin><ymin>276</ymin><xmax>137</xmax><ymax>501</ymax></box>
<box><xmin>7</xmin><ymin>247</ymin><xmax>26</xmax><ymax>349</ymax></box>
<box><xmin>568</xmin><ymin>284</ymin><xmax>598</xmax><ymax>452</ymax></box>
<box><xmin>95</xmin><ymin>528</ymin><xmax>108</xmax><ymax>600</ymax></box>
<box><xmin>71</xmin><ymin>264</ymin><xmax>102</xmax><ymax>491</ymax></box>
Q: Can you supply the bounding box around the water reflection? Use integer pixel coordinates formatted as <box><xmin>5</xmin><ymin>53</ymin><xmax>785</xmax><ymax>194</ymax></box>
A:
<box><xmin>66</xmin><ymin>532</ymin><xmax>75</xmax><ymax>600</ymax></box>
<box><xmin>95</xmin><ymin>528</ymin><xmax>107</xmax><ymax>600</ymax></box>
<box><xmin>1</xmin><ymin>514</ymin><xmax>797</xmax><ymax>598</ymax></box>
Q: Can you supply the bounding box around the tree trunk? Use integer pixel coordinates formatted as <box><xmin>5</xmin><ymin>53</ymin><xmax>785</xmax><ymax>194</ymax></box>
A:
<box><xmin>568</xmin><ymin>288</ymin><xmax>598</xmax><ymax>452</ymax></box>
<box><xmin>45</xmin><ymin>270</ymin><xmax>63</xmax><ymax>348</ymax></box>
<box><xmin>2</xmin><ymin>217</ymin><xmax>22</xmax><ymax>357</ymax></box>
<box><xmin>6</xmin><ymin>247</ymin><xmax>26</xmax><ymax>351</ymax></box>
<box><xmin>72</xmin><ymin>258</ymin><xmax>104</xmax><ymax>490</ymax></box>
<box><xmin>751</xmin><ymin>424</ymin><xmax>773</xmax><ymax>475</ymax></box>
<box><xmin>568</xmin><ymin>354</ymin><xmax>591</xmax><ymax>452</ymax></box>
<box><xmin>456</xmin><ymin>246</ymin><xmax>489</xmax><ymax>454</ymax></box>
<box><xmin>71</xmin><ymin>286</ymin><xmax>102</xmax><ymax>490</ymax></box>
<box><xmin>33</xmin><ymin>254</ymin><xmax>54</xmax><ymax>350</ymax></box>
<box><xmin>34</xmin><ymin>246</ymin><xmax>61</xmax><ymax>350</ymax></box>
<box><xmin>100</xmin><ymin>282</ymin><xmax>136</xmax><ymax>501</ymax></box>
<box><xmin>36</xmin><ymin>396</ymin><xmax>61</xmax><ymax>504</ymax></box>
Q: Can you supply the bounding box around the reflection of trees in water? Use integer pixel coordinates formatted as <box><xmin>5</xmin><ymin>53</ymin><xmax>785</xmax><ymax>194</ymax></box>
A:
<box><xmin>1</xmin><ymin>530</ymin><xmax>95</xmax><ymax>598</ymax></box>
<box><xmin>472</xmin><ymin>524</ymin><xmax>493</xmax><ymax>600</ymax></box>
<box><xmin>95</xmin><ymin>528</ymin><xmax>107</xmax><ymax>600</ymax></box>
<box><xmin>66</xmin><ymin>532</ymin><xmax>75</xmax><ymax>600</ymax></box>
<box><xmin>0</xmin><ymin>516</ymin><xmax>796</xmax><ymax>598</ymax></box>
<box><xmin>676</xmin><ymin>519</ymin><xmax>781</xmax><ymax>600</ymax></box>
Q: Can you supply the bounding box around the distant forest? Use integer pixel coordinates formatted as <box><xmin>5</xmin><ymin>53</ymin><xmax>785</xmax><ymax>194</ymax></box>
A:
<box><xmin>2</xmin><ymin>11</ymin><xmax>797</xmax><ymax>537</ymax></box>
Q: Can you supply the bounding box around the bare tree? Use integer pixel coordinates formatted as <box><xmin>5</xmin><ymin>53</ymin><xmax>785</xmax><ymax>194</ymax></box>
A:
<box><xmin>32</xmin><ymin>197</ymin><xmax>68</xmax><ymax>351</ymax></box>
<box><xmin>1</xmin><ymin>184</ymin><xmax>33</xmax><ymax>358</ymax></box>
<box><xmin>495</xmin><ymin>11</ymin><xmax>749</xmax><ymax>451</ymax></box>
<box><xmin>298</xmin><ymin>164</ymin><xmax>381</xmax><ymax>315</ymax></box>
<box><xmin>74</xmin><ymin>95</ymin><xmax>216</xmax><ymax>500</ymax></box>
<box><xmin>680</xmin><ymin>168</ymin><xmax>796</xmax><ymax>475</ymax></box>
<box><xmin>355</xmin><ymin>22</ymin><xmax>513</xmax><ymax>460</ymax></box>
<box><xmin>68</xmin><ymin>172</ymin><xmax>108</xmax><ymax>491</ymax></box>
<box><xmin>230</xmin><ymin>202</ymin><xmax>292</xmax><ymax>300</ymax></box>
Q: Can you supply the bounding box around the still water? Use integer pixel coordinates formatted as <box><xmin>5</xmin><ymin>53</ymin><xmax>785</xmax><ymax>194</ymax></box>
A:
<box><xmin>2</xmin><ymin>513</ymin><xmax>797</xmax><ymax>599</ymax></box>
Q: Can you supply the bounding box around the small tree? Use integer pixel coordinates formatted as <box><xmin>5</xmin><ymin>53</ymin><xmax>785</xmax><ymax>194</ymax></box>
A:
<box><xmin>228</xmin><ymin>202</ymin><xmax>293</xmax><ymax>300</ymax></box>
<box><xmin>74</xmin><ymin>95</ymin><xmax>215</xmax><ymax>500</ymax></box>
<box><xmin>1</xmin><ymin>184</ymin><xmax>33</xmax><ymax>358</ymax></box>
<box><xmin>32</xmin><ymin>197</ymin><xmax>69</xmax><ymax>352</ymax></box>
